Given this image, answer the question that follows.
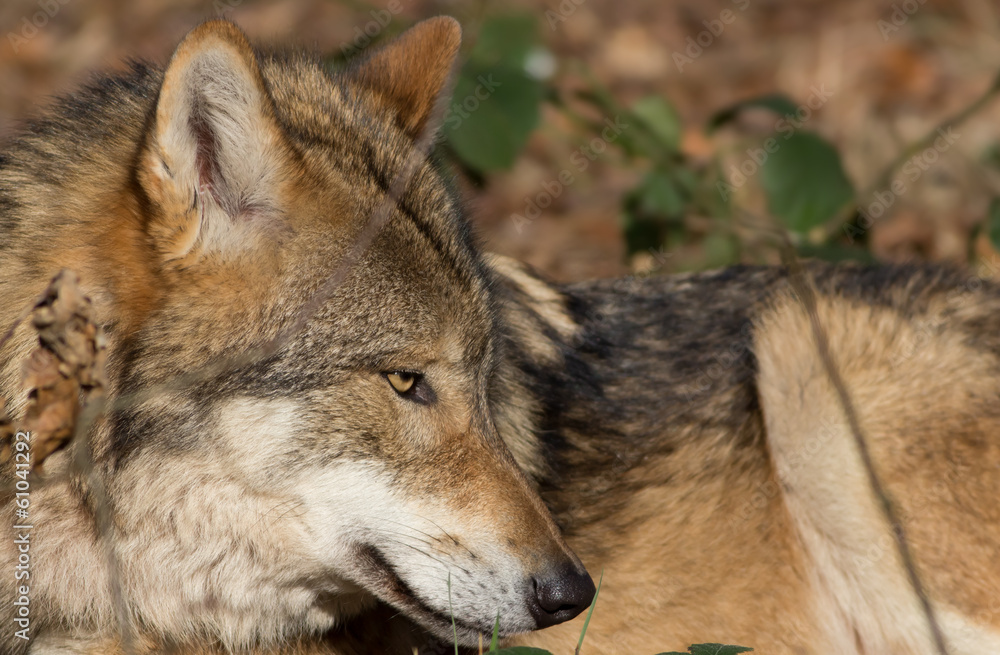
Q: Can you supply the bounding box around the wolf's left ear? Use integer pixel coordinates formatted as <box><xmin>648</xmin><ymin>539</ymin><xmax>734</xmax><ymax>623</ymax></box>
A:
<box><xmin>140</xmin><ymin>20</ymin><xmax>290</xmax><ymax>260</ymax></box>
<box><xmin>349</xmin><ymin>16</ymin><xmax>461</xmax><ymax>139</ymax></box>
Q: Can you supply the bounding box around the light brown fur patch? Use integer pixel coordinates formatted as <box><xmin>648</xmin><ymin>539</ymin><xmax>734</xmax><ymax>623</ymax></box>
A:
<box><xmin>754</xmin><ymin>290</ymin><xmax>1000</xmax><ymax>653</ymax></box>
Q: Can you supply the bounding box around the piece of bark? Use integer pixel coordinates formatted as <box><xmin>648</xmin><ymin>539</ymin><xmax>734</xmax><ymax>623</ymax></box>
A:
<box><xmin>0</xmin><ymin>270</ymin><xmax>107</xmax><ymax>471</ymax></box>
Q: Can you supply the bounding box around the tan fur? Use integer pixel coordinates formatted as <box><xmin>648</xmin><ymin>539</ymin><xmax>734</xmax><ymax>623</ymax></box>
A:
<box><xmin>509</xmin><ymin>281</ymin><xmax>1000</xmax><ymax>654</ymax></box>
<box><xmin>511</xmin><ymin>436</ymin><xmax>823</xmax><ymax>654</ymax></box>
<box><xmin>3</xmin><ymin>16</ymin><xmax>1000</xmax><ymax>655</ymax></box>
<box><xmin>754</xmin><ymin>292</ymin><xmax>1000</xmax><ymax>653</ymax></box>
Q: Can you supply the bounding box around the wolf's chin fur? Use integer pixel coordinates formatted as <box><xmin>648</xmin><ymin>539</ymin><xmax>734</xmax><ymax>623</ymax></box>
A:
<box><xmin>3</xmin><ymin>16</ymin><xmax>1000</xmax><ymax>655</ymax></box>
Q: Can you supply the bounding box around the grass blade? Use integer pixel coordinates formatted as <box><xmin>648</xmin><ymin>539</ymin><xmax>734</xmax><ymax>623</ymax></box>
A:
<box><xmin>575</xmin><ymin>570</ymin><xmax>603</xmax><ymax>655</ymax></box>
<box><xmin>490</xmin><ymin>611</ymin><xmax>501</xmax><ymax>651</ymax></box>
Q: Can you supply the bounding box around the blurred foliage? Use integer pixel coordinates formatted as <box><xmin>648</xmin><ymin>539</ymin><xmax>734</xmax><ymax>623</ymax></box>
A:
<box><xmin>444</xmin><ymin>14</ymin><xmax>543</xmax><ymax>172</ymax></box>
<box><xmin>759</xmin><ymin>131</ymin><xmax>853</xmax><ymax>234</ymax></box>
<box><xmin>434</xmin><ymin>12</ymin><xmax>1000</xmax><ymax>272</ymax></box>
<box><xmin>990</xmin><ymin>198</ymin><xmax>1000</xmax><ymax>251</ymax></box>
<box><xmin>706</xmin><ymin>94</ymin><xmax>800</xmax><ymax>133</ymax></box>
<box><xmin>337</xmin><ymin>10</ymin><xmax>1000</xmax><ymax>273</ymax></box>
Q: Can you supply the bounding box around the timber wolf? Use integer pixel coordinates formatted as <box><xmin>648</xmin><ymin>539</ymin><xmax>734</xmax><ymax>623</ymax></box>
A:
<box><xmin>1</xmin><ymin>15</ymin><xmax>999</xmax><ymax>655</ymax></box>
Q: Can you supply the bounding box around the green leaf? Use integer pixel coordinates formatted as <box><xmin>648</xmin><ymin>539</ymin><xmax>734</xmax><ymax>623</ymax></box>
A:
<box><xmin>631</xmin><ymin>96</ymin><xmax>682</xmax><ymax>151</ymax></box>
<box><xmin>470</xmin><ymin>14</ymin><xmax>538</xmax><ymax>67</ymax></box>
<box><xmin>489</xmin><ymin>612</ymin><xmax>501</xmax><ymax>652</ymax></box>
<box><xmin>655</xmin><ymin>646</ymin><xmax>753</xmax><ymax>655</ymax></box>
<box><xmin>443</xmin><ymin>14</ymin><xmax>543</xmax><ymax>171</ymax></box>
<box><xmin>761</xmin><ymin>132</ymin><xmax>854</xmax><ymax>233</ymax></box>
<box><xmin>621</xmin><ymin>169</ymin><xmax>690</xmax><ymax>255</ymax></box>
<box><xmin>988</xmin><ymin>198</ymin><xmax>1000</xmax><ymax>250</ymax></box>
<box><xmin>687</xmin><ymin>645</ymin><xmax>754</xmax><ymax>655</ymax></box>
<box><xmin>493</xmin><ymin>649</ymin><xmax>553</xmax><ymax>655</ymax></box>
<box><xmin>635</xmin><ymin>170</ymin><xmax>686</xmax><ymax>217</ymax></box>
<box><xmin>445</xmin><ymin>64</ymin><xmax>542</xmax><ymax>171</ymax></box>
<box><xmin>707</xmin><ymin>93</ymin><xmax>800</xmax><ymax>133</ymax></box>
<box><xmin>672</xmin><ymin>166</ymin><xmax>699</xmax><ymax>195</ymax></box>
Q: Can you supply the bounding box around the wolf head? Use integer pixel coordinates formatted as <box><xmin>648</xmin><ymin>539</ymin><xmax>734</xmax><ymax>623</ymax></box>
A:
<box><xmin>37</xmin><ymin>17</ymin><xmax>595</xmax><ymax>649</ymax></box>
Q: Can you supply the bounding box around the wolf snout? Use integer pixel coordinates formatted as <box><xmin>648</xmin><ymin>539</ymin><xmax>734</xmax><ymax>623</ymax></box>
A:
<box><xmin>527</xmin><ymin>564</ymin><xmax>596</xmax><ymax>629</ymax></box>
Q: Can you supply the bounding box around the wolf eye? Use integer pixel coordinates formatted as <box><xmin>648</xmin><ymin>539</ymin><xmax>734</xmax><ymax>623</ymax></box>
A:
<box><xmin>385</xmin><ymin>371</ymin><xmax>419</xmax><ymax>395</ymax></box>
<box><xmin>383</xmin><ymin>371</ymin><xmax>435</xmax><ymax>404</ymax></box>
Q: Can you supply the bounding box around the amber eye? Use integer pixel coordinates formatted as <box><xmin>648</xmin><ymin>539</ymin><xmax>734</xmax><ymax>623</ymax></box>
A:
<box><xmin>385</xmin><ymin>371</ymin><xmax>418</xmax><ymax>395</ymax></box>
<box><xmin>383</xmin><ymin>371</ymin><xmax>435</xmax><ymax>405</ymax></box>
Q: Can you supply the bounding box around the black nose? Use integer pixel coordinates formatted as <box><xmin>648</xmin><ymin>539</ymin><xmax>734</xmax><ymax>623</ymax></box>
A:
<box><xmin>529</xmin><ymin>565</ymin><xmax>597</xmax><ymax>629</ymax></box>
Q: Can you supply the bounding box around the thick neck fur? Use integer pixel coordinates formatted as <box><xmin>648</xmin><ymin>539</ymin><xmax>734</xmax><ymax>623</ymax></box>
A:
<box><xmin>0</xmin><ymin>65</ymin><xmax>160</xmax><ymax>655</ymax></box>
<box><xmin>0</xmin><ymin>64</ymin><xmax>163</xmax><ymax>415</ymax></box>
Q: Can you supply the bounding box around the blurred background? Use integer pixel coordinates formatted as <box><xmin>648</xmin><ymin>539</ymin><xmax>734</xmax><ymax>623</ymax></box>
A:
<box><xmin>2</xmin><ymin>0</ymin><xmax>1000</xmax><ymax>282</ymax></box>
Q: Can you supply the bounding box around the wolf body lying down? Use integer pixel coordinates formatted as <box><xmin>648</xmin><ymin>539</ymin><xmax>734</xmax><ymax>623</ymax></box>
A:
<box><xmin>1</xmin><ymin>17</ymin><xmax>999</xmax><ymax>655</ymax></box>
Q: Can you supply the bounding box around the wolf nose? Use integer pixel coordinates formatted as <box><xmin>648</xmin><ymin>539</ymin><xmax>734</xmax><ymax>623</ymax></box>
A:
<box><xmin>529</xmin><ymin>565</ymin><xmax>596</xmax><ymax>629</ymax></box>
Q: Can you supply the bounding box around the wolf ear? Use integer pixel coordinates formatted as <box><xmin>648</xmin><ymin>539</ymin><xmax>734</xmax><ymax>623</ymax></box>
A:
<box><xmin>140</xmin><ymin>20</ymin><xmax>289</xmax><ymax>260</ymax></box>
<box><xmin>349</xmin><ymin>16</ymin><xmax>462</xmax><ymax>139</ymax></box>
